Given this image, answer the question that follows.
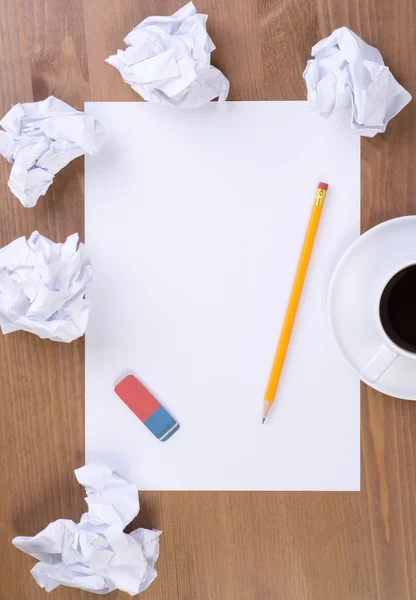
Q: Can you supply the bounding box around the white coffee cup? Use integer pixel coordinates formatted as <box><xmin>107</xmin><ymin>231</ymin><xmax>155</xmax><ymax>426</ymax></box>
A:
<box><xmin>362</xmin><ymin>261</ymin><xmax>416</xmax><ymax>383</ymax></box>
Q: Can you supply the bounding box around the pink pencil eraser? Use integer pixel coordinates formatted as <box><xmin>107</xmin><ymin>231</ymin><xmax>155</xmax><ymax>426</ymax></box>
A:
<box><xmin>318</xmin><ymin>182</ymin><xmax>328</xmax><ymax>190</ymax></box>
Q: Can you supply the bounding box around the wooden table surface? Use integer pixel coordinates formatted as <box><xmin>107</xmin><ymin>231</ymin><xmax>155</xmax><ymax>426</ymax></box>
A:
<box><xmin>1</xmin><ymin>1</ymin><xmax>416</xmax><ymax>599</ymax></box>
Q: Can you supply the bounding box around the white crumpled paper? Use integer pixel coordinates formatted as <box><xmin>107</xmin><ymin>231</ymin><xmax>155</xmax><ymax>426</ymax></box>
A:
<box><xmin>13</xmin><ymin>464</ymin><xmax>161</xmax><ymax>596</ymax></box>
<box><xmin>303</xmin><ymin>27</ymin><xmax>412</xmax><ymax>136</ymax></box>
<box><xmin>0</xmin><ymin>96</ymin><xmax>106</xmax><ymax>207</ymax></box>
<box><xmin>0</xmin><ymin>231</ymin><xmax>94</xmax><ymax>343</ymax></box>
<box><xmin>106</xmin><ymin>1</ymin><xmax>229</xmax><ymax>108</ymax></box>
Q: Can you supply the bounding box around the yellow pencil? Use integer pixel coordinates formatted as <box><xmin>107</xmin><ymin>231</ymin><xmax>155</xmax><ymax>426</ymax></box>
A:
<box><xmin>262</xmin><ymin>182</ymin><xmax>328</xmax><ymax>423</ymax></box>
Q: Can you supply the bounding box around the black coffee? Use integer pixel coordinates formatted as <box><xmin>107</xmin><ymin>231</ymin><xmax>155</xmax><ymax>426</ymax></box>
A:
<box><xmin>379</xmin><ymin>265</ymin><xmax>416</xmax><ymax>353</ymax></box>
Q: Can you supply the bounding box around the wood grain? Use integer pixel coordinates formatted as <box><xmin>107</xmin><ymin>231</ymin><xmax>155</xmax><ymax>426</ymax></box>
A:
<box><xmin>1</xmin><ymin>0</ymin><xmax>416</xmax><ymax>598</ymax></box>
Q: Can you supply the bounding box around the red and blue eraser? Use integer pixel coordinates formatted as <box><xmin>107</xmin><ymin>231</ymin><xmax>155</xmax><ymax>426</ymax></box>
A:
<box><xmin>115</xmin><ymin>374</ymin><xmax>179</xmax><ymax>442</ymax></box>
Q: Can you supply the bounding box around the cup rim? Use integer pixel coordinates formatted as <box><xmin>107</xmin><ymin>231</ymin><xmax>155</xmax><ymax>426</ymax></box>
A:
<box><xmin>376</xmin><ymin>260</ymin><xmax>416</xmax><ymax>359</ymax></box>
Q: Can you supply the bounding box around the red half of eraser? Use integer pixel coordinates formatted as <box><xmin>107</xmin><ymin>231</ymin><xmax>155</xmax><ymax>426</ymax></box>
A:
<box><xmin>318</xmin><ymin>182</ymin><xmax>328</xmax><ymax>190</ymax></box>
<box><xmin>115</xmin><ymin>375</ymin><xmax>160</xmax><ymax>421</ymax></box>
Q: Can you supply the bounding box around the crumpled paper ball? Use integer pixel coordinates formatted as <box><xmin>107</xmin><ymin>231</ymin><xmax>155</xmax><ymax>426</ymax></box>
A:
<box><xmin>12</xmin><ymin>464</ymin><xmax>161</xmax><ymax>596</ymax></box>
<box><xmin>303</xmin><ymin>27</ymin><xmax>412</xmax><ymax>136</ymax></box>
<box><xmin>0</xmin><ymin>96</ymin><xmax>106</xmax><ymax>207</ymax></box>
<box><xmin>106</xmin><ymin>1</ymin><xmax>229</xmax><ymax>108</ymax></box>
<box><xmin>0</xmin><ymin>231</ymin><xmax>94</xmax><ymax>343</ymax></box>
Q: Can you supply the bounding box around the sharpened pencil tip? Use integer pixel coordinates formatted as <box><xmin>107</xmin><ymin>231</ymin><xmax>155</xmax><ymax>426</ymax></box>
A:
<box><xmin>262</xmin><ymin>418</ymin><xmax>265</xmax><ymax>424</ymax></box>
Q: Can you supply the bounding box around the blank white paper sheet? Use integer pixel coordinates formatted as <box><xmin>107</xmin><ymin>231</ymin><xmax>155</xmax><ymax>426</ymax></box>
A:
<box><xmin>85</xmin><ymin>102</ymin><xmax>360</xmax><ymax>491</ymax></box>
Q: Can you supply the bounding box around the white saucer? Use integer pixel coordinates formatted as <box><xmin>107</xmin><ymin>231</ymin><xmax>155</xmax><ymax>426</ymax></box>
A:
<box><xmin>328</xmin><ymin>216</ymin><xmax>416</xmax><ymax>400</ymax></box>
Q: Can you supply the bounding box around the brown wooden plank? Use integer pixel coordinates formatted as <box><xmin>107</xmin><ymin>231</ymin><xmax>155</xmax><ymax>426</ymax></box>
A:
<box><xmin>0</xmin><ymin>0</ymin><xmax>415</xmax><ymax>598</ymax></box>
